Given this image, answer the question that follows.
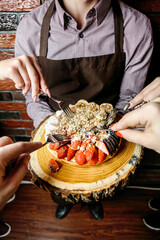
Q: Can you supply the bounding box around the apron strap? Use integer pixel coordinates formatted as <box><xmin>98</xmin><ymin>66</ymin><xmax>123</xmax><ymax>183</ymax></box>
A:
<box><xmin>112</xmin><ymin>0</ymin><xmax>124</xmax><ymax>53</ymax></box>
<box><xmin>40</xmin><ymin>0</ymin><xmax>55</xmax><ymax>57</ymax></box>
<box><xmin>39</xmin><ymin>0</ymin><xmax>124</xmax><ymax>57</ymax></box>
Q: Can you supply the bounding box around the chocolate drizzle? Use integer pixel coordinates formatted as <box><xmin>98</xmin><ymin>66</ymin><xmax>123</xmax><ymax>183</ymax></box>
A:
<box><xmin>103</xmin><ymin>131</ymin><xmax>121</xmax><ymax>156</ymax></box>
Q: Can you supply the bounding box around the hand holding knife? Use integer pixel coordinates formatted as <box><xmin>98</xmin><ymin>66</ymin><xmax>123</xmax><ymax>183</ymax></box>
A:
<box><xmin>110</xmin><ymin>100</ymin><xmax>152</xmax><ymax>138</ymax></box>
<box><xmin>105</xmin><ymin>100</ymin><xmax>149</xmax><ymax>132</ymax></box>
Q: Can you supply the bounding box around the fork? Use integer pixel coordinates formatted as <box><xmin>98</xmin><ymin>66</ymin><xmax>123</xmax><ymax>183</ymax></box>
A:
<box><xmin>105</xmin><ymin>102</ymin><xmax>130</xmax><ymax>125</ymax></box>
<box><xmin>88</xmin><ymin>126</ymin><xmax>145</xmax><ymax>132</ymax></box>
<box><xmin>43</xmin><ymin>134</ymin><xmax>71</xmax><ymax>146</ymax></box>
<box><xmin>39</xmin><ymin>94</ymin><xmax>74</xmax><ymax>117</ymax></box>
<box><xmin>105</xmin><ymin>101</ymin><xmax>149</xmax><ymax>125</ymax></box>
<box><xmin>50</xmin><ymin>96</ymin><xmax>74</xmax><ymax>118</ymax></box>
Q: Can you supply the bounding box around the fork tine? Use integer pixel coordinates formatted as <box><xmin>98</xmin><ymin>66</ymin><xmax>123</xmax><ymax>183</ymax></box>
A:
<box><xmin>60</xmin><ymin>105</ymin><xmax>69</xmax><ymax>116</ymax></box>
<box><xmin>43</xmin><ymin>133</ymin><xmax>70</xmax><ymax>146</ymax></box>
<box><xmin>64</xmin><ymin>106</ymin><xmax>74</xmax><ymax>117</ymax></box>
<box><xmin>55</xmin><ymin>136</ymin><xmax>64</xmax><ymax>141</ymax></box>
<box><xmin>63</xmin><ymin>107</ymin><xmax>68</xmax><ymax>114</ymax></box>
<box><xmin>48</xmin><ymin>135</ymin><xmax>59</xmax><ymax>142</ymax></box>
<box><xmin>63</xmin><ymin>106</ymin><xmax>69</xmax><ymax>114</ymax></box>
<box><xmin>43</xmin><ymin>135</ymin><xmax>58</xmax><ymax>146</ymax></box>
<box><xmin>49</xmin><ymin>95</ymin><xmax>73</xmax><ymax>117</ymax></box>
<box><xmin>53</xmin><ymin>134</ymin><xmax>70</xmax><ymax>141</ymax></box>
<box><xmin>63</xmin><ymin>108</ymin><xmax>69</xmax><ymax>116</ymax></box>
<box><xmin>67</xmin><ymin>108</ymin><xmax>73</xmax><ymax>117</ymax></box>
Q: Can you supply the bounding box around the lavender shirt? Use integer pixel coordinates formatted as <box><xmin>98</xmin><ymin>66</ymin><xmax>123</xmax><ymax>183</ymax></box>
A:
<box><xmin>15</xmin><ymin>0</ymin><xmax>153</xmax><ymax>128</ymax></box>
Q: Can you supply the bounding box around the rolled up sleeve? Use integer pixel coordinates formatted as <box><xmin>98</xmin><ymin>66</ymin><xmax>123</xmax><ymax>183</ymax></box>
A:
<box><xmin>25</xmin><ymin>91</ymin><xmax>54</xmax><ymax>128</ymax></box>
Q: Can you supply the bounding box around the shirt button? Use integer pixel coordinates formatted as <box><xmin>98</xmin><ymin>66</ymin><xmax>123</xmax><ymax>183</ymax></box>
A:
<box><xmin>79</xmin><ymin>32</ymin><xmax>84</xmax><ymax>38</ymax></box>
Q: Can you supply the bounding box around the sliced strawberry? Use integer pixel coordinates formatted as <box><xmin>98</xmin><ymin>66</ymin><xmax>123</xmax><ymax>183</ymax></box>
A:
<box><xmin>89</xmin><ymin>149</ymin><xmax>98</xmax><ymax>166</ymax></box>
<box><xmin>81</xmin><ymin>139</ymin><xmax>90</xmax><ymax>148</ymax></box>
<box><xmin>96</xmin><ymin>141</ymin><xmax>109</xmax><ymax>155</ymax></box>
<box><xmin>71</xmin><ymin>140</ymin><xmax>82</xmax><ymax>150</ymax></box>
<box><xmin>48</xmin><ymin>159</ymin><xmax>59</xmax><ymax>173</ymax></box>
<box><xmin>84</xmin><ymin>144</ymin><xmax>95</xmax><ymax>161</ymax></box>
<box><xmin>67</xmin><ymin>146</ymin><xmax>76</xmax><ymax>161</ymax></box>
<box><xmin>75</xmin><ymin>150</ymin><xmax>87</xmax><ymax>165</ymax></box>
<box><xmin>98</xmin><ymin>149</ymin><xmax>107</xmax><ymax>164</ymax></box>
<box><xmin>49</xmin><ymin>142</ymin><xmax>60</xmax><ymax>150</ymax></box>
<box><xmin>57</xmin><ymin>145</ymin><xmax>68</xmax><ymax>159</ymax></box>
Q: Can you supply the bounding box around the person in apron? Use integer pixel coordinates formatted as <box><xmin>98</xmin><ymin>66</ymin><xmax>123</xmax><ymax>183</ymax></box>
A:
<box><xmin>38</xmin><ymin>0</ymin><xmax>125</xmax><ymax>109</ymax></box>
<box><xmin>38</xmin><ymin>0</ymin><xmax>125</xmax><ymax>220</ymax></box>
<box><xmin>15</xmin><ymin>0</ymin><xmax>153</xmax><ymax>219</ymax></box>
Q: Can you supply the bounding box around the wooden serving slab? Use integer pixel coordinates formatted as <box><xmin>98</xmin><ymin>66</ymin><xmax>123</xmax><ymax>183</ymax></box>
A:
<box><xmin>29</xmin><ymin>117</ymin><xmax>143</xmax><ymax>203</ymax></box>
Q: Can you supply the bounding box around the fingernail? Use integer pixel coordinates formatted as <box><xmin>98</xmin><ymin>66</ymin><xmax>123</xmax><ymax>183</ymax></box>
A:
<box><xmin>45</xmin><ymin>88</ymin><xmax>51</xmax><ymax>98</ymax></box>
<box><xmin>115</xmin><ymin>131</ymin><xmax>123</xmax><ymax>138</ymax></box>
<box><xmin>128</xmin><ymin>102</ymin><xmax>133</xmax><ymax>109</ymax></box>
<box><xmin>26</xmin><ymin>155</ymin><xmax>31</xmax><ymax>161</ymax></box>
<box><xmin>24</xmin><ymin>154</ymin><xmax>30</xmax><ymax>164</ymax></box>
<box><xmin>33</xmin><ymin>95</ymin><xmax>37</xmax><ymax>102</ymax></box>
<box><xmin>110</xmin><ymin>123</ymin><xmax>115</xmax><ymax>128</ymax></box>
<box><xmin>22</xmin><ymin>89</ymin><xmax>26</xmax><ymax>96</ymax></box>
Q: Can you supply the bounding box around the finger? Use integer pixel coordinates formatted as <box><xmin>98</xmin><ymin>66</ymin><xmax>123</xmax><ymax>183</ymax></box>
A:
<box><xmin>0</xmin><ymin>136</ymin><xmax>13</xmax><ymax>147</ymax></box>
<box><xmin>3</xmin><ymin>154</ymin><xmax>30</xmax><ymax>195</ymax></box>
<box><xmin>152</xmin><ymin>97</ymin><xmax>160</xmax><ymax>103</ymax></box>
<box><xmin>117</xmin><ymin>129</ymin><xmax>150</xmax><ymax>146</ymax></box>
<box><xmin>6</xmin><ymin>58</ymin><xmax>26</xmax><ymax>90</ymax></box>
<box><xmin>17</xmin><ymin>61</ymin><xmax>31</xmax><ymax>96</ymax></box>
<box><xmin>10</xmin><ymin>68</ymin><xmax>25</xmax><ymax>90</ymax></box>
<box><xmin>129</xmin><ymin>78</ymin><xmax>160</xmax><ymax>108</ymax></box>
<box><xmin>32</xmin><ymin>57</ymin><xmax>50</xmax><ymax>96</ymax></box>
<box><xmin>0</xmin><ymin>141</ymin><xmax>42</xmax><ymax>165</ymax></box>
<box><xmin>142</xmin><ymin>85</ymin><xmax>160</xmax><ymax>102</ymax></box>
<box><xmin>118</xmin><ymin>129</ymin><xmax>160</xmax><ymax>152</ymax></box>
<box><xmin>111</xmin><ymin>108</ymin><xmax>144</xmax><ymax>131</ymax></box>
<box><xmin>7</xmin><ymin>57</ymin><xmax>31</xmax><ymax>94</ymax></box>
<box><xmin>24</xmin><ymin>57</ymin><xmax>40</xmax><ymax>101</ymax></box>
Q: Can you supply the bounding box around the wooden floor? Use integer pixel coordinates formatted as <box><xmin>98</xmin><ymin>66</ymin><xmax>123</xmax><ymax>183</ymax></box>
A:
<box><xmin>0</xmin><ymin>182</ymin><xmax>160</xmax><ymax>239</ymax></box>
<box><xmin>1</xmin><ymin>147</ymin><xmax>160</xmax><ymax>240</ymax></box>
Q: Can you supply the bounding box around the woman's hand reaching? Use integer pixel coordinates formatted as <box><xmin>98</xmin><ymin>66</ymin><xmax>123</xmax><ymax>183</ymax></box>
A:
<box><xmin>0</xmin><ymin>137</ymin><xmax>42</xmax><ymax>211</ymax></box>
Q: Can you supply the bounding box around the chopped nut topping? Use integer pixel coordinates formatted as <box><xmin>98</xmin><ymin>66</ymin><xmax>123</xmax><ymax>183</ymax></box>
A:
<box><xmin>45</xmin><ymin>100</ymin><xmax>115</xmax><ymax>141</ymax></box>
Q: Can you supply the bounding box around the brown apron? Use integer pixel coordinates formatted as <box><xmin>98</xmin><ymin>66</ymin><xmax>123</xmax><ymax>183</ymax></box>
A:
<box><xmin>38</xmin><ymin>0</ymin><xmax>126</xmax><ymax>110</ymax></box>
